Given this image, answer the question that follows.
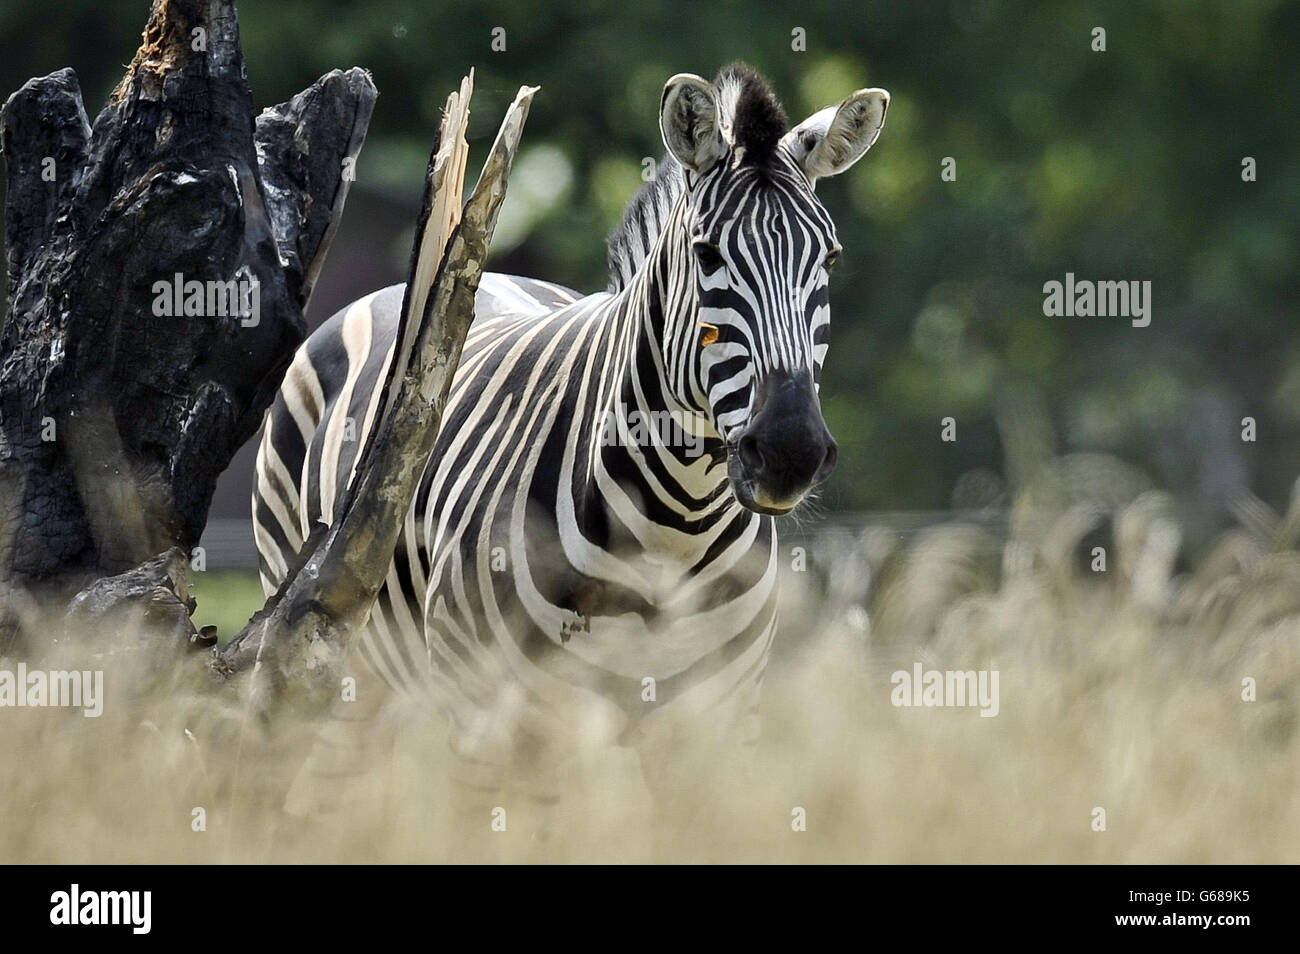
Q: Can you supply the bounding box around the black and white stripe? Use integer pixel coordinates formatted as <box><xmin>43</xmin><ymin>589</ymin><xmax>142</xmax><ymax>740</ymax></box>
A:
<box><xmin>252</xmin><ymin>65</ymin><xmax>888</xmax><ymax>788</ymax></box>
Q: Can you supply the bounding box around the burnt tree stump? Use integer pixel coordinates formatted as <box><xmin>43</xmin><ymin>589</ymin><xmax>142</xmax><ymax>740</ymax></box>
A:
<box><xmin>0</xmin><ymin>0</ymin><xmax>375</xmax><ymax>651</ymax></box>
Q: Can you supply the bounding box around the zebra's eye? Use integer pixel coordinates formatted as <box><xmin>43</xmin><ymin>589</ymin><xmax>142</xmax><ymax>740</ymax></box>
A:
<box><xmin>823</xmin><ymin>248</ymin><xmax>841</xmax><ymax>271</ymax></box>
<box><xmin>693</xmin><ymin>242</ymin><xmax>725</xmax><ymax>274</ymax></box>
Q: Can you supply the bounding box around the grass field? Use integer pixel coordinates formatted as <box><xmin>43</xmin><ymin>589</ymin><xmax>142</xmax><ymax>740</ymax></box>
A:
<box><xmin>3</xmin><ymin>457</ymin><xmax>1298</xmax><ymax>864</ymax></box>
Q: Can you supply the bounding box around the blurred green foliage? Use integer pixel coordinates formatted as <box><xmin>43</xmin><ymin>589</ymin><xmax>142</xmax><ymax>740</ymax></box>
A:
<box><xmin>1</xmin><ymin>0</ymin><xmax>1297</xmax><ymax>533</ymax></box>
<box><xmin>188</xmin><ymin>571</ymin><xmax>265</xmax><ymax>645</ymax></box>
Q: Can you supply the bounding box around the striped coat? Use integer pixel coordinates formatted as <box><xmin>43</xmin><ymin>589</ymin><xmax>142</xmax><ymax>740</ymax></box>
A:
<box><xmin>253</xmin><ymin>65</ymin><xmax>888</xmax><ymax>790</ymax></box>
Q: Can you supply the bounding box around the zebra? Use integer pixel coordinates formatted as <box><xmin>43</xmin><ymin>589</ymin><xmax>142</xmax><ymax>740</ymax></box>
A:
<box><xmin>252</xmin><ymin>64</ymin><xmax>889</xmax><ymax>815</ymax></box>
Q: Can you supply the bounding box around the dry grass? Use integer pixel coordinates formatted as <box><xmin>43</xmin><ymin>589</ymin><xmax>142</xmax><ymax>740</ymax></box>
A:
<box><xmin>3</xmin><ymin>458</ymin><xmax>1299</xmax><ymax>863</ymax></box>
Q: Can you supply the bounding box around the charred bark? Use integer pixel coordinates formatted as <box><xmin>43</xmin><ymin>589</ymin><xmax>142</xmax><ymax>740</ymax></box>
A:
<box><xmin>0</xmin><ymin>0</ymin><xmax>375</xmax><ymax>651</ymax></box>
<box><xmin>1</xmin><ymin>0</ymin><xmax>536</xmax><ymax>727</ymax></box>
<box><xmin>214</xmin><ymin>77</ymin><xmax>539</xmax><ymax>720</ymax></box>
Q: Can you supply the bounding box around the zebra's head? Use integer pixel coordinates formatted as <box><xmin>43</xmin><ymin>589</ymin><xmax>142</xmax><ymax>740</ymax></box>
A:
<box><xmin>656</xmin><ymin>66</ymin><xmax>889</xmax><ymax>515</ymax></box>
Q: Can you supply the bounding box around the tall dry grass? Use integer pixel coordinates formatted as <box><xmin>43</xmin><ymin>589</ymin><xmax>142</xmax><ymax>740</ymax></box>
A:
<box><xmin>2</xmin><ymin>449</ymin><xmax>1298</xmax><ymax>863</ymax></box>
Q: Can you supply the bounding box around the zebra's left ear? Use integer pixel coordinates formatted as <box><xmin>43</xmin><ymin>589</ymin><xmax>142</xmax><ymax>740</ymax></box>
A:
<box><xmin>783</xmin><ymin>88</ymin><xmax>890</xmax><ymax>181</ymax></box>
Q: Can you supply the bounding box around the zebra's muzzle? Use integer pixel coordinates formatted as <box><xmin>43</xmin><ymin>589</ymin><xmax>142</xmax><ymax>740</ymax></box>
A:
<box><xmin>727</xmin><ymin>370</ymin><xmax>837</xmax><ymax>515</ymax></box>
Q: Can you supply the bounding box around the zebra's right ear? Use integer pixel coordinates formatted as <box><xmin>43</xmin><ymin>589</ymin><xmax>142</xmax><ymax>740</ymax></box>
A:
<box><xmin>660</xmin><ymin>74</ymin><xmax>725</xmax><ymax>175</ymax></box>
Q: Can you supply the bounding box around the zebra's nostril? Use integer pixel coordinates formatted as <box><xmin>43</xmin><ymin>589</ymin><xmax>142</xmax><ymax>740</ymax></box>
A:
<box><xmin>821</xmin><ymin>438</ymin><xmax>838</xmax><ymax>475</ymax></box>
<box><xmin>738</xmin><ymin>433</ymin><xmax>765</xmax><ymax>474</ymax></box>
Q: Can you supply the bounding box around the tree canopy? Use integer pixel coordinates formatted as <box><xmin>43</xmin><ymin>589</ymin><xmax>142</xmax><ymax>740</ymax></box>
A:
<box><xmin>2</xmin><ymin>0</ymin><xmax>1295</xmax><ymax>543</ymax></box>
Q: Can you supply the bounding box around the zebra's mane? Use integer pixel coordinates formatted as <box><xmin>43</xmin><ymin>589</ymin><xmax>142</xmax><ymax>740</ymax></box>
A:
<box><xmin>605</xmin><ymin>153</ymin><xmax>684</xmax><ymax>292</ymax></box>
<box><xmin>606</xmin><ymin>64</ymin><xmax>789</xmax><ymax>293</ymax></box>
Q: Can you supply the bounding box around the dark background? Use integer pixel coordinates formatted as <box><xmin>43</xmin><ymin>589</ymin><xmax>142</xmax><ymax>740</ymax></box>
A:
<box><xmin>2</xmin><ymin>0</ymin><xmax>1297</xmax><ymax>557</ymax></box>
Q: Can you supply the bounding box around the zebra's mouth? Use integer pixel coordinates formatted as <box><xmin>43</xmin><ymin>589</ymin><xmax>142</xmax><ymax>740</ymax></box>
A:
<box><xmin>726</xmin><ymin>449</ymin><xmax>803</xmax><ymax>516</ymax></box>
<box><xmin>733</xmin><ymin>478</ymin><xmax>790</xmax><ymax>514</ymax></box>
<box><xmin>740</xmin><ymin>488</ymin><xmax>799</xmax><ymax>516</ymax></box>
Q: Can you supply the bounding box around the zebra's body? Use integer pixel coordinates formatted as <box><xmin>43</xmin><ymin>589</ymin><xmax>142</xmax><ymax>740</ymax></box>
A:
<box><xmin>255</xmin><ymin>271</ymin><xmax>776</xmax><ymax>761</ymax></box>
<box><xmin>252</xmin><ymin>65</ymin><xmax>889</xmax><ymax>793</ymax></box>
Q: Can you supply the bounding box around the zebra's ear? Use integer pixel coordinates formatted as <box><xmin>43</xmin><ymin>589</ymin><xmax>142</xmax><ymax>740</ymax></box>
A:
<box><xmin>660</xmin><ymin>73</ymin><xmax>725</xmax><ymax>175</ymax></box>
<box><xmin>783</xmin><ymin>88</ymin><xmax>889</xmax><ymax>181</ymax></box>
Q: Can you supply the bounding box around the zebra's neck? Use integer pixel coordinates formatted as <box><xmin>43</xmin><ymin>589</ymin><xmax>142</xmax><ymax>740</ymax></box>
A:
<box><xmin>588</xmin><ymin>193</ymin><xmax>742</xmax><ymax>546</ymax></box>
